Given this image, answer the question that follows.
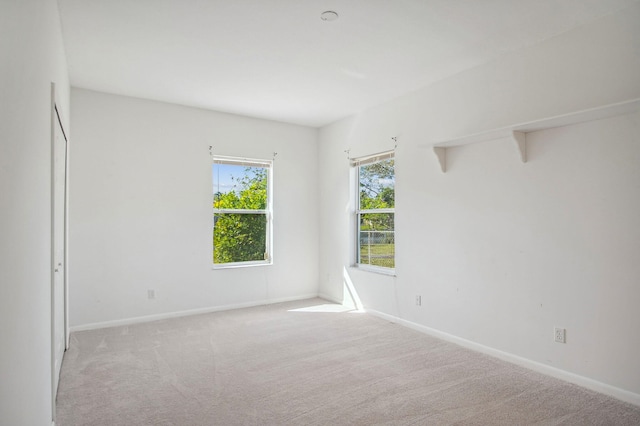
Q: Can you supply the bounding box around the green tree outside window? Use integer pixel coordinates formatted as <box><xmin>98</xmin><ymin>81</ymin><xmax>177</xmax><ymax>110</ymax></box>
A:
<box><xmin>357</xmin><ymin>157</ymin><xmax>395</xmax><ymax>268</ymax></box>
<box><xmin>213</xmin><ymin>161</ymin><xmax>270</xmax><ymax>265</ymax></box>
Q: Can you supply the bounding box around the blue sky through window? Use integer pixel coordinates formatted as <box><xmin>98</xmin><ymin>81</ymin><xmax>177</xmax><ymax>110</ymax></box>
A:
<box><xmin>213</xmin><ymin>163</ymin><xmax>265</xmax><ymax>195</ymax></box>
<box><xmin>212</xmin><ymin>163</ymin><xmax>237</xmax><ymax>195</ymax></box>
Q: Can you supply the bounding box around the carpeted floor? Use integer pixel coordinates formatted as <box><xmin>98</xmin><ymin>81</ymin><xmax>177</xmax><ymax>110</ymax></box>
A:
<box><xmin>56</xmin><ymin>298</ymin><xmax>640</xmax><ymax>425</ymax></box>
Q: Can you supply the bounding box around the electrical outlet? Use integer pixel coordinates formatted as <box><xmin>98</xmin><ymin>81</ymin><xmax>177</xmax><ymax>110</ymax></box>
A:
<box><xmin>554</xmin><ymin>327</ymin><xmax>566</xmax><ymax>343</ymax></box>
<box><xmin>148</xmin><ymin>289</ymin><xmax>155</xmax><ymax>300</ymax></box>
<box><xmin>415</xmin><ymin>295</ymin><xmax>421</xmax><ymax>306</ymax></box>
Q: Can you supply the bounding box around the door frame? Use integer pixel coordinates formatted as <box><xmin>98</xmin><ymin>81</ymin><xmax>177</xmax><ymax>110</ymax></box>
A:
<box><xmin>51</xmin><ymin>82</ymin><xmax>69</xmax><ymax>422</ymax></box>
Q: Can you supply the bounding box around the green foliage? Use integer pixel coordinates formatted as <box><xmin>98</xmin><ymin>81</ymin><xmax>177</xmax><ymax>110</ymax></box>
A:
<box><xmin>214</xmin><ymin>168</ymin><xmax>267</xmax><ymax>210</ymax></box>
<box><xmin>213</xmin><ymin>167</ymin><xmax>268</xmax><ymax>264</ymax></box>
<box><xmin>359</xmin><ymin>159</ymin><xmax>394</xmax><ymax>231</ymax></box>
<box><xmin>359</xmin><ymin>159</ymin><xmax>394</xmax><ymax>209</ymax></box>
<box><xmin>213</xmin><ymin>214</ymin><xmax>266</xmax><ymax>264</ymax></box>
<box><xmin>358</xmin><ymin>159</ymin><xmax>395</xmax><ymax>268</ymax></box>
<box><xmin>359</xmin><ymin>213</ymin><xmax>394</xmax><ymax>232</ymax></box>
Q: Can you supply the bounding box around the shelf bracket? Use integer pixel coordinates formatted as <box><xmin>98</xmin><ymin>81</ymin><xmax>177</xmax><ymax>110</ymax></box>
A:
<box><xmin>512</xmin><ymin>131</ymin><xmax>526</xmax><ymax>163</ymax></box>
<box><xmin>433</xmin><ymin>147</ymin><xmax>446</xmax><ymax>173</ymax></box>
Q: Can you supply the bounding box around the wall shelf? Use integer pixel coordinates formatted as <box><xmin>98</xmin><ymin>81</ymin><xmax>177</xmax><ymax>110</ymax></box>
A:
<box><xmin>423</xmin><ymin>98</ymin><xmax>640</xmax><ymax>173</ymax></box>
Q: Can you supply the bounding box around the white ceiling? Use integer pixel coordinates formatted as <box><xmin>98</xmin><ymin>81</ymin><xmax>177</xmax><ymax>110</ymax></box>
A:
<box><xmin>57</xmin><ymin>0</ymin><xmax>636</xmax><ymax>128</ymax></box>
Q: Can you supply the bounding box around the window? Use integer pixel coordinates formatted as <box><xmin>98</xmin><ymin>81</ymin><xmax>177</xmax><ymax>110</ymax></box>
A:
<box><xmin>212</xmin><ymin>156</ymin><xmax>272</xmax><ymax>267</ymax></box>
<box><xmin>353</xmin><ymin>151</ymin><xmax>395</xmax><ymax>271</ymax></box>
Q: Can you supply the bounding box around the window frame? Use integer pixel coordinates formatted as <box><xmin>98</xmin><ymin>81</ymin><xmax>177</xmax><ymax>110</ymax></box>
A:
<box><xmin>212</xmin><ymin>155</ymin><xmax>273</xmax><ymax>269</ymax></box>
<box><xmin>352</xmin><ymin>151</ymin><xmax>395</xmax><ymax>275</ymax></box>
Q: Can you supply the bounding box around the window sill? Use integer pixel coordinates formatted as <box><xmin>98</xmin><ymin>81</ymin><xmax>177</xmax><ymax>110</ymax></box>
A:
<box><xmin>212</xmin><ymin>260</ymin><xmax>272</xmax><ymax>270</ymax></box>
<box><xmin>351</xmin><ymin>264</ymin><xmax>396</xmax><ymax>277</ymax></box>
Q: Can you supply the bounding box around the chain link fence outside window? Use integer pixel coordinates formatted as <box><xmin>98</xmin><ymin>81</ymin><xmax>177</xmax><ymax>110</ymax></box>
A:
<box><xmin>359</xmin><ymin>230</ymin><xmax>395</xmax><ymax>268</ymax></box>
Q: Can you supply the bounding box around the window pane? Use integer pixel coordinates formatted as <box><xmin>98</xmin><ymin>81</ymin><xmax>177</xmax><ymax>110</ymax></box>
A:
<box><xmin>359</xmin><ymin>159</ymin><xmax>394</xmax><ymax>209</ymax></box>
<box><xmin>213</xmin><ymin>163</ymin><xmax>267</xmax><ymax>210</ymax></box>
<box><xmin>213</xmin><ymin>213</ymin><xmax>267</xmax><ymax>264</ymax></box>
<box><xmin>358</xmin><ymin>213</ymin><xmax>395</xmax><ymax>268</ymax></box>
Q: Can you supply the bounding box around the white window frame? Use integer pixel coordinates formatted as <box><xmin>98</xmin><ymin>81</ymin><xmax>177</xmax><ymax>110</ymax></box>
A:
<box><xmin>212</xmin><ymin>156</ymin><xmax>273</xmax><ymax>269</ymax></box>
<box><xmin>352</xmin><ymin>151</ymin><xmax>395</xmax><ymax>275</ymax></box>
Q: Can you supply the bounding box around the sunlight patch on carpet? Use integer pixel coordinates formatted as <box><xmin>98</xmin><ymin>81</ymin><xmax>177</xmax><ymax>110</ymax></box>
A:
<box><xmin>288</xmin><ymin>303</ymin><xmax>355</xmax><ymax>313</ymax></box>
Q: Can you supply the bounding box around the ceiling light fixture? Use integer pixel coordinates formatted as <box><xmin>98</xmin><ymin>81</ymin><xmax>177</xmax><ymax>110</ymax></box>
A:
<box><xmin>320</xmin><ymin>11</ymin><xmax>339</xmax><ymax>22</ymax></box>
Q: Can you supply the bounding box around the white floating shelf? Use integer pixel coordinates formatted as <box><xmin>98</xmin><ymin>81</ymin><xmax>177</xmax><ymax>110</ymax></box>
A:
<box><xmin>423</xmin><ymin>98</ymin><xmax>640</xmax><ymax>173</ymax></box>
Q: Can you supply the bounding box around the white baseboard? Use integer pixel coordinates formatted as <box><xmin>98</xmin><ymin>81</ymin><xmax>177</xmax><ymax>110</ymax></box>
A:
<box><xmin>70</xmin><ymin>293</ymin><xmax>320</xmax><ymax>332</ymax></box>
<box><xmin>366</xmin><ymin>308</ymin><xmax>640</xmax><ymax>407</ymax></box>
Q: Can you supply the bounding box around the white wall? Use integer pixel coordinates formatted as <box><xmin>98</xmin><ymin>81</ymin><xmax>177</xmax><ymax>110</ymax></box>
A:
<box><xmin>318</xmin><ymin>3</ymin><xmax>640</xmax><ymax>400</ymax></box>
<box><xmin>0</xmin><ymin>0</ymin><xmax>70</xmax><ymax>424</ymax></box>
<box><xmin>69</xmin><ymin>89</ymin><xmax>319</xmax><ymax>328</ymax></box>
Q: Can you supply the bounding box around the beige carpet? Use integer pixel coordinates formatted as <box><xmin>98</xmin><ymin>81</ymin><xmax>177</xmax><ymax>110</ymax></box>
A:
<box><xmin>56</xmin><ymin>298</ymin><xmax>640</xmax><ymax>425</ymax></box>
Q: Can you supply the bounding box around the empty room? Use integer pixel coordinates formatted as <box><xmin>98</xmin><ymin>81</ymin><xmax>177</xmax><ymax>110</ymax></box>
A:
<box><xmin>2</xmin><ymin>0</ymin><xmax>640</xmax><ymax>424</ymax></box>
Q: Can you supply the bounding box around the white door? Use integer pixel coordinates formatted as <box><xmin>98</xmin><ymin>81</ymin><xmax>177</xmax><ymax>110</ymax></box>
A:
<box><xmin>52</xmin><ymin>102</ymin><xmax>68</xmax><ymax>406</ymax></box>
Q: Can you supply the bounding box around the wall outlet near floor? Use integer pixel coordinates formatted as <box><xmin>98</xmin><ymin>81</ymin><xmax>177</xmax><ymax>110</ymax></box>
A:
<box><xmin>148</xmin><ymin>289</ymin><xmax>155</xmax><ymax>300</ymax></box>
<box><xmin>415</xmin><ymin>295</ymin><xmax>422</xmax><ymax>306</ymax></box>
<box><xmin>554</xmin><ymin>327</ymin><xmax>566</xmax><ymax>343</ymax></box>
